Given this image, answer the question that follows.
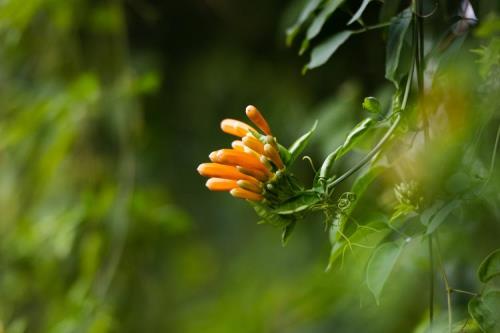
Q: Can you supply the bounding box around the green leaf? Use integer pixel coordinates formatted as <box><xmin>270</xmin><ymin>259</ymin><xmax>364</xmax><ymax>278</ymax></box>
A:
<box><xmin>277</xmin><ymin>143</ymin><xmax>292</xmax><ymax>165</ymax></box>
<box><xmin>305</xmin><ymin>0</ymin><xmax>345</xmax><ymax>41</ymax></box>
<box><xmin>478</xmin><ymin>249</ymin><xmax>500</xmax><ymax>283</ymax></box>
<box><xmin>326</xmin><ymin>221</ymin><xmax>389</xmax><ymax>271</ymax></box>
<box><xmin>304</xmin><ymin>30</ymin><xmax>353</xmax><ymax>72</ymax></box>
<box><xmin>426</xmin><ymin>199</ymin><xmax>461</xmax><ymax>234</ymax></box>
<box><xmin>319</xmin><ymin>146</ymin><xmax>342</xmax><ymax>180</ymax></box>
<box><xmin>385</xmin><ymin>8</ymin><xmax>412</xmax><ymax>86</ymax></box>
<box><xmin>468</xmin><ymin>291</ymin><xmax>500</xmax><ymax>332</ymax></box>
<box><xmin>273</xmin><ymin>191</ymin><xmax>320</xmax><ymax>215</ymax></box>
<box><xmin>347</xmin><ymin>0</ymin><xmax>374</xmax><ymax>25</ymax></box>
<box><xmin>366</xmin><ymin>241</ymin><xmax>405</xmax><ymax>304</ymax></box>
<box><xmin>337</xmin><ymin>118</ymin><xmax>374</xmax><ymax>158</ymax></box>
<box><xmin>250</xmin><ymin>202</ymin><xmax>292</xmax><ymax>227</ymax></box>
<box><xmin>362</xmin><ymin>97</ymin><xmax>381</xmax><ymax>114</ymax></box>
<box><xmin>420</xmin><ymin>200</ymin><xmax>444</xmax><ymax>226</ymax></box>
<box><xmin>286</xmin><ymin>0</ymin><xmax>324</xmax><ymax>46</ymax></box>
<box><xmin>287</xmin><ymin>120</ymin><xmax>318</xmax><ymax>166</ymax></box>
<box><xmin>281</xmin><ymin>221</ymin><xmax>296</xmax><ymax>246</ymax></box>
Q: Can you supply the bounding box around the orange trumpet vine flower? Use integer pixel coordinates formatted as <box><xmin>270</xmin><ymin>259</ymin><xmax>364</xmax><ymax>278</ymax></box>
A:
<box><xmin>246</xmin><ymin>105</ymin><xmax>272</xmax><ymax>135</ymax></box>
<box><xmin>197</xmin><ymin>105</ymin><xmax>287</xmax><ymax>202</ymax></box>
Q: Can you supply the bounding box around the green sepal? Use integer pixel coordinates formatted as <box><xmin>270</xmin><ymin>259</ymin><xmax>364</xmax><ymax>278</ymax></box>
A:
<box><xmin>287</xmin><ymin>120</ymin><xmax>318</xmax><ymax>167</ymax></box>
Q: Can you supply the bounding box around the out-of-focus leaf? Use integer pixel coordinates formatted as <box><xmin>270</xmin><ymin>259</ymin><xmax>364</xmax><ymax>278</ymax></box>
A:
<box><xmin>286</xmin><ymin>0</ymin><xmax>324</xmax><ymax>46</ymax></box>
<box><xmin>305</xmin><ymin>0</ymin><xmax>345</xmax><ymax>41</ymax></box>
<box><xmin>273</xmin><ymin>191</ymin><xmax>320</xmax><ymax>215</ymax></box>
<box><xmin>281</xmin><ymin>220</ymin><xmax>297</xmax><ymax>246</ymax></box>
<box><xmin>362</xmin><ymin>97</ymin><xmax>381</xmax><ymax>114</ymax></box>
<box><xmin>287</xmin><ymin>120</ymin><xmax>318</xmax><ymax>166</ymax></box>
<box><xmin>348</xmin><ymin>0</ymin><xmax>375</xmax><ymax>25</ymax></box>
<box><xmin>468</xmin><ymin>291</ymin><xmax>500</xmax><ymax>332</ymax></box>
<box><xmin>337</xmin><ymin>118</ymin><xmax>374</xmax><ymax>158</ymax></box>
<box><xmin>379</xmin><ymin>0</ymin><xmax>400</xmax><ymax>23</ymax></box>
<box><xmin>385</xmin><ymin>8</ymin><xmax>412</xmax><ymax>86</ymax></box>
<box><xmin>366</xmin><ymin>241</ymin><xmax>405</xmax><ymax>304</ymax></box>
<box><xmin>426</xmin><ymin>199</ymin><xmax>461</xmax><ymax>234</ymax></box>
<box><xmin>478</xmin><ymin>249</ymin><xmax>500</xmax><ymax>283</ymax></box>
<box><xmin>304</xmin><ymin>30</ymin><xmax>353</xmax><ymax>72</ymax></box>
<box><xmin>326</xmin><ymin>221</ymin><xmax>389</xmax><ymax>271</ymax></box>
<box><xmin>420</xmin><ymin>201</ymin><xmax>444</xmax><ymax>226</ymax></box>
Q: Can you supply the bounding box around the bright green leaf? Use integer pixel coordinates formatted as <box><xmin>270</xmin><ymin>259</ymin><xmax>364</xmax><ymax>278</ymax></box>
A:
<box><xmin>469</xmin><ymin>291</ymin><xmax>500</xmax><ymax>332</ymax></box>
<box><xmin>287</xmin><ymin>120</ymin><xmax>318</xmax><ymax>166</ymax></box>
<box><xmin>337</xmin><ymin>118</ymin><xmax>374</xmax><ymax>158</ymax></box>
<box><xmin>366</xmin><ymin>241</ymin><xmax>404</xmax><ymax>304</ymax></box>
<box><xmin>478</xmin><ymin>249</ymin><xmax>500</xmax><ymax>283</ymax></box>
<box><xmin>304</xmin><ymin>30</ymin><xmax>353</xmax><ymax>71</ymax></box>
<box><xmin>319</xmin><ymin>146</ymin><xmax>342</xmax><ymax>180</ymax></box>
<box><xmin>347</xmin><ymin>0</ymin><xmax>375</xmax><ymax>25</ymax></box>
<box><xmin>362</xmin><ymin>97</ymin><xmax>381</xmax><ymax>114</ymax></box>
<box><xmin>385</xmin><ymin>8</ymin><xmax>412</xmax><ymax>86</ymax></box>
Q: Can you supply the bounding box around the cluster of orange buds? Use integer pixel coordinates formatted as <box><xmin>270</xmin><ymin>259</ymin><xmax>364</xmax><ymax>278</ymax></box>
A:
<box><xmin>197</xmin><ymin>105</ymin><xmax>285</xmax><ymax>201</ymax></box>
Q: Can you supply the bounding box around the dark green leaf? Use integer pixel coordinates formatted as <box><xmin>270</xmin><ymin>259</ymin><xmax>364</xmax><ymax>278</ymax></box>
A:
<box><xmin>468</xmin><ymin>291</ymin><xmax>500</xmax><ymax>332</ymax></box>
<box><xmin>478</xmin><ymin>249</ymin><xmax>500</xmax><ymax>283</ymax></box>
<box><xmin>287</xmin><ymin>120</ymin><xmax>318</xmax><ymax>166</ymax></box>
<box><xmin>286</xmin><ymin>0</ymin><xmax>324</xmax><ymax>46</ymax></box>
<box><xmin>281</xmin><ymin>221</ymin><xmax>297</xmax><ymax>246</ymax></box>
<box><xmin>366</xmin><ymin>241</ymin><xmax>405</xmax><ymax>304</ymax></box>
<box><xmin>362</xmin><ymin>97</ymin><xmax>381</xmax><ymax>114</ymax></box>
<box><xmin>379</xmin><ymin>0</ymin><xmax>400</xmax><ymax>23</ymax></box>
<box><xmin>348</xmin><ymin>0</ymin><xmax>375</xmax><ymax>25</ymax></box>
<box><xmin>426</xmin><ymin>199</ymin><xmax>460</xmax><ymax>234</ymax></box>
<box><xmin>337</xmin><ymin>118</ymin><xmax>374</xmax><ymax>158</ymax></box>
<box><xmin>304</xmin><ymin>30</ymin><xmax>353</xmax><ymax>72</ymax></box>
<box><xmin>305</xmin><ymin>0</ymin><xmax>345</xmax><ymax>41</ymax></box>
<box><xmin>385</xmin><ymin>8</ymin><xmax>412</xmax><ymax>86</ymax></box>
<box><xmin>273</xmin><ymin>192</ymin><xmax>320</xmax><ymax>215</ymax></box>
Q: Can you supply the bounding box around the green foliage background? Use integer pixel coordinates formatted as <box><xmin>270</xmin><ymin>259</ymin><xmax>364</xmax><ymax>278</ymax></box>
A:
<box><xmin>0</xmin><ymin>0</ymin><xmax>499</xmax><ymax>332</ymax></box>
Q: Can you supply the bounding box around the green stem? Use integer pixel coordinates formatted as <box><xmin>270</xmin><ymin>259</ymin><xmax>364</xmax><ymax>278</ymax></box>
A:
<box><xmin>435</xmin><ymin>234</ymin><xmax>452</xmax><ymax>333</ymax></box>
<box><xmin>327</xmin><ymin>113</ymin><xmax>401</xmax><ymax>189</ymax></box>
<box><xmin>450</xmin><ymin>289</ymin><xmax>477</xmax><ymax>296</ymax></box>
<box><xmin>428</xmin><ymin>235</ymin><xmax>435</xmax><ymax>331</ymax></box>
<box><xmin>352</xmin><ymin>22</ymin><xmax>392</xmax><ymax>34</ymax></box>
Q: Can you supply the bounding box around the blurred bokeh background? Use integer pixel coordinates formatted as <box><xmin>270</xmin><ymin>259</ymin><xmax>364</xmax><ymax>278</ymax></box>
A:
<box><xmin>0</xmin><ymin>0</ymin><xmax>499</xmax><ymax>332</ymax></box>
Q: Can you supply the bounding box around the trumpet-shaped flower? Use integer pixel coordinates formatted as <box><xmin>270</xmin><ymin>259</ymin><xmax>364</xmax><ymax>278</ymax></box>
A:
<box><xmin>197</xmin><ymin>105</ymin><xmax>286</xmax><ymax>202</ymax></box>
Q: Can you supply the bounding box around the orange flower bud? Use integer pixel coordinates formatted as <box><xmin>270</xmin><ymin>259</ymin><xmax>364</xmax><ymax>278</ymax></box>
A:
<box><xmin>242</xmin><ymin>134</ymin><xmax>265</xmax><ymax>155</ymax></box>
<box><xmin>259</xmin><ymin>155</ymin><xmax>274</xmax><ymax>171</ymax></box>
<box><xmin>230</xmin><ymin>187</ymin><xmax>263</xmax><ymax>201</ymax></box>
<box><xmin>205</xmin><ymin>178</ymin><xmax>238</xmax><ymax>191</ymax></box>
<box><xmin>231</xmin><ymin>140</ymin><xmax>245</xmax><ymax>152</ymax></box>
<box><xmin>197</xmin><ymin>163</ymin><xmax>256</xmax><ymax>182</ymax></box>
<box><xmin>236</xmin><ymin>166</ymin><xmax>270</xmax><ymax>182</ymax></box>
<box><xmin>264</xmin><ymin>143</ymin><xmax>284</xmax><ymax>169</ymax></box>
<box><xmin>246</xmin><ymin>105</ymin><xmax>272</xmax><ymax>135</ymax></box>
<box><xmin>213</xmin><ymin>149</ymin><xmax>268</xmax><ymax>172</ymax></box>
<box><xmin>220</xmin><ymin>119</ymin><xmax>256</xmax><ymax>137</ymax></box>
<box><xmin>237</xmin><ymin>179</ymin><xmax>263</xmax><ymax>194</ymax></box>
